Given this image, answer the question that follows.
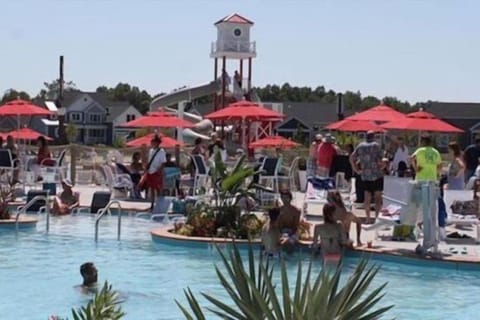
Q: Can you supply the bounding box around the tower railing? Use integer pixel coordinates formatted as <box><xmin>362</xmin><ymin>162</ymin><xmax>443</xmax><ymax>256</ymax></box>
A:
<box><xmin>211</xmin><ymin>41</ymin><xmax>256</xmax><ymax>55</ymax></box>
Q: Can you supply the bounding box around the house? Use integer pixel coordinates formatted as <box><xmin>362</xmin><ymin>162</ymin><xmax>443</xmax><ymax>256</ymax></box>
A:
<box><xmin>32</xmin><ymin>91</ymin><xmax>142</xmax><ymax>145</ymax></box>
<box><xmin>274</xmin><ymin>102</ymin><xmax>344</xmax><ymax>143</ymax></box>
<box><xmin>425</xmin><ymin>102</ymin><xmax>480</xmax><ymax>148</ymax></box>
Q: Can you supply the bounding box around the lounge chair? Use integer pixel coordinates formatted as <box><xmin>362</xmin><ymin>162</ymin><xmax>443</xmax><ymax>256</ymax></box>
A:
<box><xmin>72</xmin><ymin>191</ymin><xmax>111</xmax><ymax>215</ymax></box>
<box><xmin>444</xmin><ymin>190</ymin><xmax>480</xmax><ymax>242</ymax></box>
<box><xmin>136</xmin><ymin>196</ymin><xmax>184</xmax><ymax>223</ymax></box>
<box><xmin>17</xmin><ymin>190</ymin><xmax>48</xmax><ymax>214</ymax></box>
<box><xmin>0</xmin><ymin>149</ymin><xmax>19</xmax><ymax>184</ymax></box>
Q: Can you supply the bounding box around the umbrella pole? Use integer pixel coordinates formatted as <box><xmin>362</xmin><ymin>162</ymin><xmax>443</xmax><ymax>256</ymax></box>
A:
<box><xmin>242</xmin><ymin>117</ymin><xmax>247</xmax><ymax>150</ymax></box>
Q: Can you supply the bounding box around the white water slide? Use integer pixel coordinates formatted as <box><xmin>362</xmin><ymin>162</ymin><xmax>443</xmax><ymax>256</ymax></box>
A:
<box><xmin>150</xmin><ymin>79</ymin><xmax>221</xmax><ymax>111</ymax></box>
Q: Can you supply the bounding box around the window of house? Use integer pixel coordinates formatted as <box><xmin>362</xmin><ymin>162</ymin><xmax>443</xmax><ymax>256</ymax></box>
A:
<box><xmin>70</xmin><ymin>112</ymin><xmax>82</xmax><ymax>122</ymax></box>
<box><xmin>89</xmin><ymin>113</ymin><xmax>104</xmax><ymax>123</ymax></box>
<box><xmin>126</xmin><ymin>114</ymin><xmax>136</xmax><ymax>122</ymax></box>
<box><xmin>89</xmin><ymin>129</ymin><xmax>105</xmax><ymax>138</ymax></box>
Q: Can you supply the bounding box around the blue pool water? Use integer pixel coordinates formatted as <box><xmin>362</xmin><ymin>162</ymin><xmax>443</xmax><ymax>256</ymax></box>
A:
<box><xmin>0</xmin><ymin>215</ymin><xmax>479</xmax><ymax>319</ymax></box>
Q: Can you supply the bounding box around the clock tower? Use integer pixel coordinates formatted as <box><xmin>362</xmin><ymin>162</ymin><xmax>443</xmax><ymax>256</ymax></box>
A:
<box><xmin>210</xmin><ymin>13</ymin><xmax>256</xmax><ymax>111</ymax></box>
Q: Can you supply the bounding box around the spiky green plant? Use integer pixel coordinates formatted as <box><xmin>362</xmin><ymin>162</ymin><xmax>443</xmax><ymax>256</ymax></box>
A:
<box><xmin>176</xmin><ymin>245</ymin><xmax>393</xmax><ymax>320</ymax></box>
<box><xmin>71</xmin><ymin>282</ymin><xmax>125</xmax><ymax>320</ymax></box>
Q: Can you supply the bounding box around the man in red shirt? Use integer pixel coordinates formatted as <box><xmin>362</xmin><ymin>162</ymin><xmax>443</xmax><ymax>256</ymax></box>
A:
<box><xmin>316</xmin><ymin>134</ymin><xmax>337</xmax><ymax>177</ymax></box>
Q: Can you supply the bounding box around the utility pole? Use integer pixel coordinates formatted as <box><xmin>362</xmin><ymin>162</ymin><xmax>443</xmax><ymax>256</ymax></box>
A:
<box><xmin>56</xmin><ymin>55</ymin><xmax>68</xmax><ymax>145</ymax></box>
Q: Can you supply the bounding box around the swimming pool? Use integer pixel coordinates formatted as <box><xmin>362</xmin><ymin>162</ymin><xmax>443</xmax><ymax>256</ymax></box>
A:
<box><xmin>1</xmin><ymin>215</ymin><xmax>479</xmax><ymax>319</ymax></box>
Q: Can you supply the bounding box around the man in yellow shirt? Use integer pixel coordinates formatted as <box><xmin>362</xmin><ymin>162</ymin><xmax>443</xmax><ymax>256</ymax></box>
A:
<box><xmin>412</xmin><ymin>134</ymin><xmax>442</xmax><ymax>181</ymax></box>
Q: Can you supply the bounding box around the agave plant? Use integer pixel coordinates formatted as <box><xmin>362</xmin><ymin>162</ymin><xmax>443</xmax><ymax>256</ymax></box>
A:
<box><xmin>176</xmin><ymin>244</ymin><xmax>393</xmax><ymax>320</ymax></box>
<box><xmin>71</xmin><ymin>282</ymin><xmax>125</xmax><ymax>320</ymax></box>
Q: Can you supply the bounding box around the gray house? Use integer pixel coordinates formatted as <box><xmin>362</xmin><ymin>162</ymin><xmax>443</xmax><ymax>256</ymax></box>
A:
<box><xmin>32</xmin><ymin>91</ymin><xmax>142</xmax><ymax>145</ymax></box>
<box><xmin>425</xmin><ymin>102</ymin><xmax>480</xmax><ymax>148</ymax></box>
<box><xmin>274</xmin><ymin>102</ymin><xmax>345</xmax><ymax>144</ymax></box>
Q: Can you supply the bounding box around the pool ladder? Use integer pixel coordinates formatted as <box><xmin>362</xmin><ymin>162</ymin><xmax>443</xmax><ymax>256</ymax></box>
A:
<box><xmin>15</xmin><ymin>195</ymin><xmax>50</xmax><ymax>234</ymax></box>
<box><xmin>95</xmin><ymin>200</ymin><xmax>122</xmax><ymax>242</ymax></box>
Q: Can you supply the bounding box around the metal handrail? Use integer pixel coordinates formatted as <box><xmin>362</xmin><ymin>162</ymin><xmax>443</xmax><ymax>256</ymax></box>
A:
<box><xmin>94</xmin><ymin>200</ymin><xmax>122</xmax><ymax>242</ymax></box>
<box><xmin>15</xmin><ymin>195</ymin><xmax>50</xmax><ymax>233</ymax></box>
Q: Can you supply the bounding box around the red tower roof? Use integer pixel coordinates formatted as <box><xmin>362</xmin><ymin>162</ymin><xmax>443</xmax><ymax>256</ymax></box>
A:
<box><xmin>215</xmin><ymin>13</ymin><xmax>254</xmax><ymax>25</ymax></box>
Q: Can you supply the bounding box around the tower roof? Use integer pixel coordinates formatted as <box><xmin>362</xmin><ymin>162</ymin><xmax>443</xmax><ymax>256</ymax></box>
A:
<box><xmin>215</xmin><ymin>13</ymin><xmax>254</xmax><ymax>25</ymax></box>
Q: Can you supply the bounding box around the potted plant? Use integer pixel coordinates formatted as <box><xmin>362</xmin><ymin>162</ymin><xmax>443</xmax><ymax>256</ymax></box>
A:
<box><xmin>174</xmin><ymin>150</ymin><xmax>267</xmax><ymax>239</ymax></box>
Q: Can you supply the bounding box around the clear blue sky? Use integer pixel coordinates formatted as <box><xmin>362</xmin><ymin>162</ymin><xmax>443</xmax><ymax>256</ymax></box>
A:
<box><xmin>1</xmin><ymin>0</ymin><xmax>479</xmax><ymax>103</ymax></box>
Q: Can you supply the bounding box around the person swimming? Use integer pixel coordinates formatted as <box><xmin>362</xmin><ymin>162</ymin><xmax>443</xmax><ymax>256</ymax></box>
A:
<box><xmin>76</xmin><ymin>262</ymin><xmax>98</xmax><ymax>294</ymax></box>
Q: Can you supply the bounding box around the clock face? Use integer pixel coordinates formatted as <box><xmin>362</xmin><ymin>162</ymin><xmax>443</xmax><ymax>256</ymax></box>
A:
<box><xmin>233</xmin><ymin>28</ymin><xmax>242</xmax><ymax>37</ymax></box>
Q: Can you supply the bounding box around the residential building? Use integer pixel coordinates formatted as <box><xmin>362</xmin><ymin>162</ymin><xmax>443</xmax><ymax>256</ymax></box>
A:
<box><xmin>31</xmin><ymin>91</ymin><xmax>142</xmax><ymax>145</ymax></box>
<box><xmin>425</xmin><ymin>102</ymin><xmax>480</xmax><ymax>148</ymax></box>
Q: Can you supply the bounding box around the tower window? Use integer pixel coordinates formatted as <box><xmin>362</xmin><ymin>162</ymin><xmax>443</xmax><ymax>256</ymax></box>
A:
<box><xmin>233</xmin><ymin>28</ymin><xmax>242</xmax><ymax>37</ymax></box>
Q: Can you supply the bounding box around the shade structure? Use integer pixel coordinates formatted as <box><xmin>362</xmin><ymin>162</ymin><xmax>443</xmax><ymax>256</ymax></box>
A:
<box><xmin>0</xmin><ymin>128</ymin><xmax>52</xmax><ymax>141</ymax></box>
<box><xmin>346</xmin><ymin>104</ymin><xmax>406</xmax><ymax>122</ymax></box>
<box><xmin>381</xmin><ymin>111</ymin><xmax>463</xmax><ymax>133</ymax></box>
<box><xmin>126</xmin><ymin>133</ymin><xmax>184</xmax><ymax>148</ymax></box>
<box><xmin>121</xmin><ymin>113</ymin><xmax>194</xmax><ymax>128</ymax></box>
<box><xmin>325</xmin><ymin>119</ymin><xmax>386</xmax><ymax>132</ymax></box>
<box><xmin>205</xmin><ymin>101</ymin><xmax>285</xmax><ymax>121</ymax></box>
<box><xmin>248</xmin><ymin>135</ymin><xmax>300</xmax><ymax>149</ymax></box>
<box><xmin>0</xmin><ymin>99</ymin><xmax>52</xmax><ymax>116</ymax></box>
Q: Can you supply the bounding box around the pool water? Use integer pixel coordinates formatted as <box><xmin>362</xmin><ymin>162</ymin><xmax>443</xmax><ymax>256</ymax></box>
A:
<box><xmin>0</xmin><ymin>215</ymin><xmax>479</xmax><ymax>319</ymax></box>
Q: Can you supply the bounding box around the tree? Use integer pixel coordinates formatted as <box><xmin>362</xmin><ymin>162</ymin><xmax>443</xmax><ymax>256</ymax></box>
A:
<box><xmin>37</xmin><ymin>79</ymin><xmax>77</xmax><ymax>100</ymax></box>
<box><xmin>361</xmin><ymin>96</ymin><xmax>381</xmax><ymax>110</ymax></box>
<box><xmin>96</xmin><ymin>83</ymin><xmax>152</xmax><ymax>114</ymax></box>
<box><xmin>1</xmin><ymin>89</ymin><xmax>30</xmax><ymax>104</ymax></box>
<box><xmin>65</xmin><ymin>123</ymin><xmax>78</xmax><ymax>143</ymax></box>
<box><xmin>177</xmin><ymin>244</ymin><xmax>393</xmax><ymax>319</ymax></box>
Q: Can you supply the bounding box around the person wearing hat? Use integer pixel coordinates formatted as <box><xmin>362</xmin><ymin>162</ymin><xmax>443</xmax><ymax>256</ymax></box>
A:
<box><xmin>52</xmin><ymin>178</ymin><xmax>79</xmax><ymax>215</ymax></box>
<box><xmin>316</xmin><ymin>133</ymin><xmax>337</xmax><ymax>177</ymax></box>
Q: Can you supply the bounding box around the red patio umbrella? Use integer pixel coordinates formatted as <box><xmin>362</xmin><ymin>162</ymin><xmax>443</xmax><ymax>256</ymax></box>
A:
<box><xmin>0</xmin><ymin>128</ymin><xmax>52</xmax><ymax>141</ymax></box>
<box><xmin>0</xmin><ymin>99</ymin><xmax>52</xmax><ymax>116</ymax></box>
<box><xmin>205</xmin><ymin>101</ymin><xmax>285</xmax><ymax>121</ymax></box>
<box><xmin>381</xmin><ymin>111</ymin><xmax>463</xmax><ymax>133</ymax></box>
<box><xmin>326</xmin><ymin>119</ymin><xmax>386</xmax><ymax>132</ymax></box>
<box><xmin>248</xmin><ymin>135</ymin><xmax>300</xmax><ymax>149</ymax></box>
<box><xmin>121</xmin><ymin>113</ymin><xmax>194</xmax><ymax>128</ymax></box>
<box><xmin>346</xmin><ymin>104</ymin><xmax>406</xmax><ymax>123</ymax></box>
<box><xmin>126</xmin><ymin>133</ymin><xmax>184</xmax><ymax>148</ymax></box>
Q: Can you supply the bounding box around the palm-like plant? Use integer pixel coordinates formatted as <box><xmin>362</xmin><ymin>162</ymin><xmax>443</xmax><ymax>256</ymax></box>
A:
<box><xmin>71</xmin><ymin>282</ymin><xmax>125</xmax><ymax>320</ymax></box>
<box><xmin>176</xmin><ymin>245</ymin><xmax>393</xmax><ymax>320</ymax></box>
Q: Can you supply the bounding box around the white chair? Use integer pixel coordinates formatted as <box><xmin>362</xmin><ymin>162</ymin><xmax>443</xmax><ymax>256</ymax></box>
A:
<box><xmin>136</xmin><ymin>196</ymin><xmax>184</xmax><ymax>223</ymax></box>
<box><xmin>40</xmin><ymin>149</ymin><xmax>68</xmax><ymax>182</ymax></box>
<box><xmin>101</xmin><ymin>164</ymin><xmax>133</xmax><ymax>199</ymax></box>
<box><xmin>278</xmin><ymin>156</ymin><xmax>300</xmax><ymax>191</ymax></box>
<box><xmin>191</xmin><ymin>155</ymin><xmax>209</xmax><ymax>195</ymax></box>
<box><xmin>259</xmin><ymin>157</ymin><xmax>281</xmax><ymax>192</ymax></box>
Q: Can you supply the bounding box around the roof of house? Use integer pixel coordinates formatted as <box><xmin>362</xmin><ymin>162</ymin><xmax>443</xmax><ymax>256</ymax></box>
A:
<box><xmin>215</xmin><ymin>13</ymin><xmax>254</xmax><ymax>25</ymax></box>
<box><xmin>34</xmin><ymin>91</ymin><xmax>135</xmax><ymax>123</ymax></box>
<box><xmin>280</xmin><ymin>102</ymin><xmax>346</xmax><ymax>128</ymax></box>
<box><xmin>426</xmin><ymin>102</ymin><xmax>480</xmax><ymax>119</ymax></box>
<box><xmin>106</xmin><ymin>104</ymin><xmax>135</xmax><ymax>122</ymax></box>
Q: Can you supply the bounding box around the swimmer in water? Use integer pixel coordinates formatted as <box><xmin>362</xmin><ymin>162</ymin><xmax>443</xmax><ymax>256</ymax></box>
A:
<box><xmin>75</xmin><ymin>262</ymin><xmax>98</xmax><ymax>294</ymax></box>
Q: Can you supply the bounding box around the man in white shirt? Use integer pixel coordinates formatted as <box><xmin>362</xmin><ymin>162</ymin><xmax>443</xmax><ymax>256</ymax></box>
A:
<box><xmin>145</xmin><ymin>135</ymin><xmax>166</xmax><ymax>209</ymax></box>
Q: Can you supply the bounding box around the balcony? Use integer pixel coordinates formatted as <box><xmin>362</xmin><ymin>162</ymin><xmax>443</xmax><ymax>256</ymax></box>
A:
<box><xmin>210</xmin><ymin>41</ymin><xmax>256</xmax><ymax>59</ymax></box>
